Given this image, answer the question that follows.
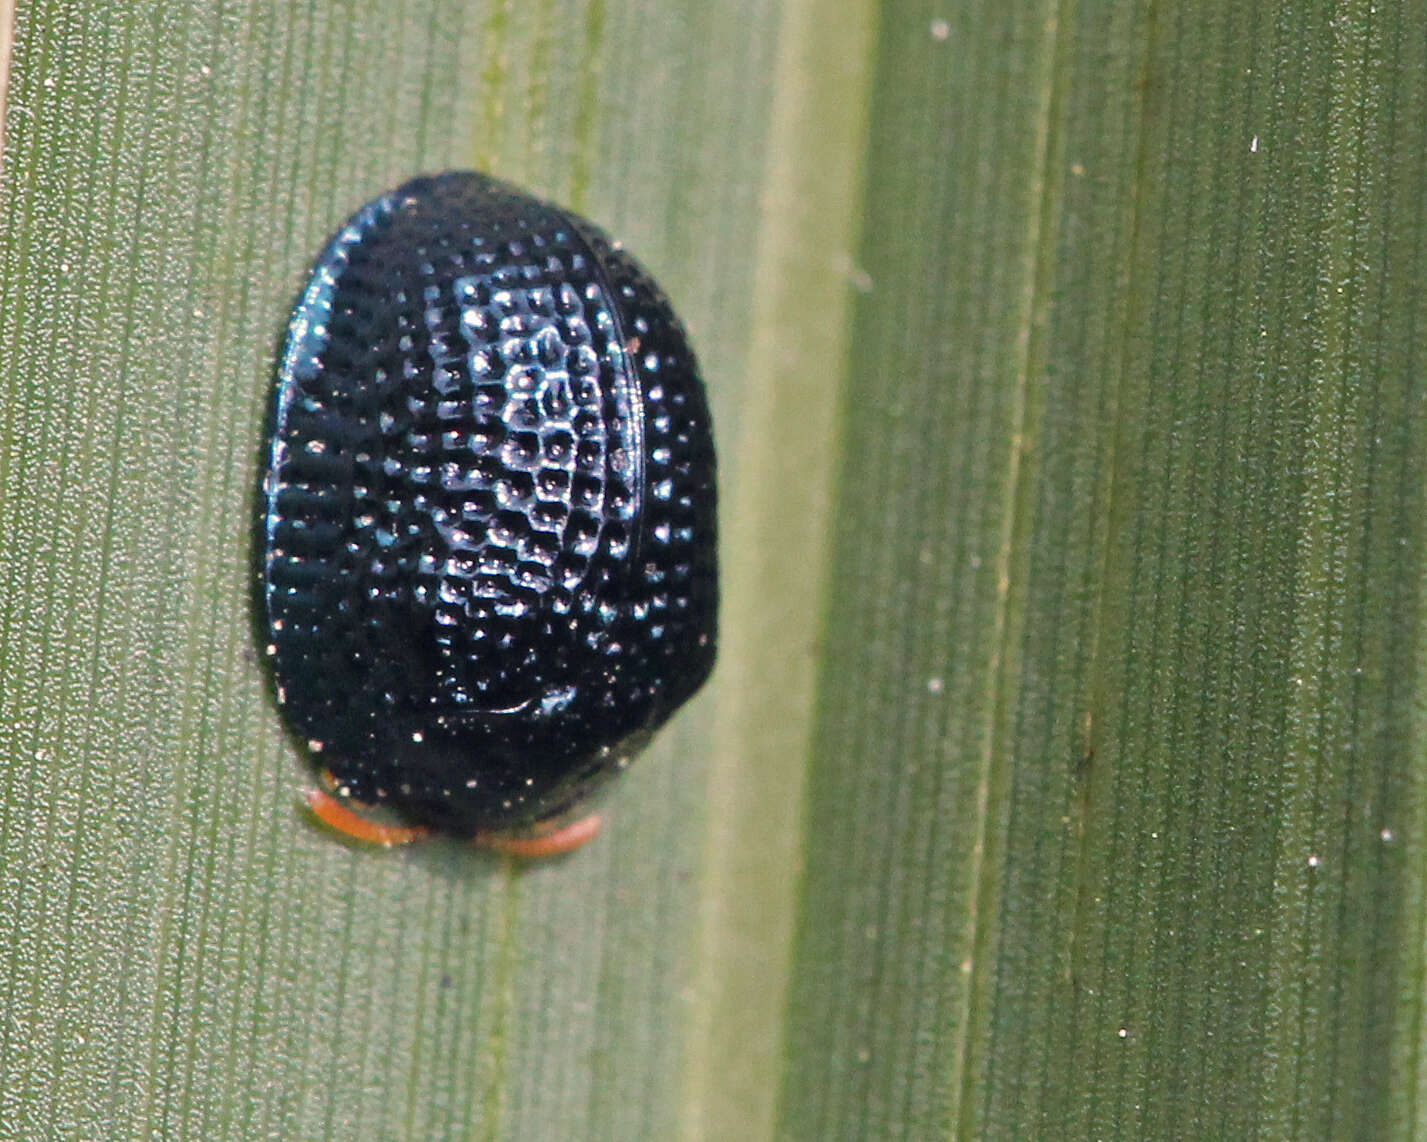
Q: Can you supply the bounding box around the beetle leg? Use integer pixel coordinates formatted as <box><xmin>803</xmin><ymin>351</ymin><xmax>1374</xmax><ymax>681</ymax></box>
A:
<box><xmin>472</xmin><ymin>813</ymin><xmax>604</xmax><ymax>858</ymax></box>
<box><xmin>304</xmin><ymin>787</ymin><xmax>432</xmax><ymax>847</ymax></box>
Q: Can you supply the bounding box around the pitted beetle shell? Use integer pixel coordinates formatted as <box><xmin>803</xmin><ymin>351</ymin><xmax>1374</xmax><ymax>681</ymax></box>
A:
<box><xmin>261</xmin><ymin>172</ymin><xmax>717</xmax><ymax>836</ymax></box>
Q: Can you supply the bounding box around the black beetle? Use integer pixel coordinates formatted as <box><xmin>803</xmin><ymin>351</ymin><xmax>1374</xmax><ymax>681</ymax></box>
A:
<box><xmin>260</xmin><ymin>172</ymin><xmax>717</xmax><ymax>855</ymax></box>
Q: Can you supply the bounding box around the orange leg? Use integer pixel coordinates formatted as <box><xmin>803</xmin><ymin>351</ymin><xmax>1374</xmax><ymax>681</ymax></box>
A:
<box><xmin>473</xmin><ymin>813</ymin><xmax>605</xmax><ymax>858</ymax></box>
<box><xmin>304</xmin><ymin>787</ymin><xmax>432</xmax><ymax>847</ymax></box>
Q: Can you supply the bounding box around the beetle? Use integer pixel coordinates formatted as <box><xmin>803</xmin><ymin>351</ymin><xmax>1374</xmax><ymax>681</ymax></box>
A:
<box><xmin>260</xmin><ymin>172</ymin><xmax>717</xmax><ymax>856</ymax></box>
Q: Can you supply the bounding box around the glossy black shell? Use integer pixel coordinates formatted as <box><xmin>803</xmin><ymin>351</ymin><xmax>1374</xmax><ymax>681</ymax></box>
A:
<box><xmin>261</xmin><ymin>172</ymin><xmax>717</xmax><ymax>835</ymax></box>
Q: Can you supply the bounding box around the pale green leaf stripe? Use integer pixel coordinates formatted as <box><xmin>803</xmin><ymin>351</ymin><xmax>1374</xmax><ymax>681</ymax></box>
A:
<box><xmin>678</xmin><ymin>0</ymin><xmax>876</xmax><ymax>1136</ymax></box>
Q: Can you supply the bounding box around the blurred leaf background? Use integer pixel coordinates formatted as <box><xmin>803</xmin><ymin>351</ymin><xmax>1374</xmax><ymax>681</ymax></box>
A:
<box><xmin>0</xmin><ymin>1</ymin><xmax>1423</xmax><ymax>1140</ymax></box>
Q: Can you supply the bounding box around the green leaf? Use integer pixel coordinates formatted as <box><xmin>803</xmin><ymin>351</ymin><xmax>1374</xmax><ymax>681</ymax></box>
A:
<box><xmin>778</xmin><ymin>1</ymin><xmax>1427</xmax><ymax>1140</ymax></box>
<box><xmin>1</xmin><ymin>1</ymin><xmax>1424</xmax><ymax>1140</ymax></box>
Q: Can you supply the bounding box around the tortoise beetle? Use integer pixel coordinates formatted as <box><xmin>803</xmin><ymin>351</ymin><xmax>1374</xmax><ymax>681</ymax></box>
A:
<box><xmin>260</xmin><ymin>172</ymin><xmax>717</xmax><ymax>855</ymax></box>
